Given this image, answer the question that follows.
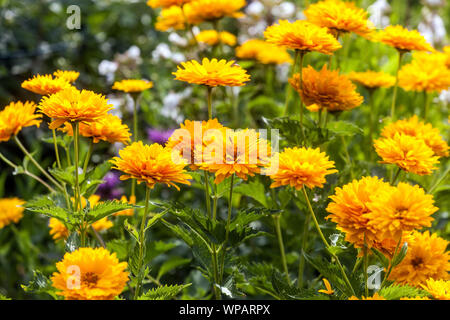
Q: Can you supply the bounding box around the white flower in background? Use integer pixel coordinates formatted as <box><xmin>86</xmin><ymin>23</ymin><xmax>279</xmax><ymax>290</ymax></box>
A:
<box><xmin>168</xmin><ymin>32</ymin><xmax>188</xmax><ymax>47</ymax></box>
<box><xmin>161</xmin><ymin>88</ymin><xmax>192</xmax><ymax>122</ymax></box>
<box><xmin>368</xmin><ymin>0</ymin><xmax>391</xmax><ymax>28</ymax></box>
<box><xmin>98</xmin><ymin>60</ymin><xmax>118</xmax><ymax>83</ymax></box>
<box><xmin>152</xmin><ymin>43</ymin><xmax>172</xmax><ymax>62</ymax></box>
<box><xmin>248</xmin><ymin>20</ymin><xmax>268</xmax><ymax>37</ymax></box>
<box><xmin>171</xmin><ymin>52</ymin><xmax>186</xmax><ymax>64</ymax></box>
<box><xmin>271</xmin><ymin>2</ymin><xmax>296</xmax><ymax>19</ymax></box>
<box><xmin>246</xmin><ymin>1</ymin><xmax>264</xmax><ymax>17</ymax></box>
<box><xmin>418</xmin><ymin>7</ymin><xmax>446</xmax><ymax>47</ymax></box>
<box><xmin>276</xmin><ymin>64</ymin><xmax>290</xmax><ymax>83</ymax></box>
<box><xmin>438</xmin><ymin>90</ymin><xmax>450</xmax><ymax>106</ymax></box>
<box><xmin>125</xmin><ymin>45</ymin><xmax>141</xmax><ymax>60</ymax></box>
<box><xmin>422</xmin><ymin>0</ymin><xmax>446</xmax><ymax>8</ymax></box>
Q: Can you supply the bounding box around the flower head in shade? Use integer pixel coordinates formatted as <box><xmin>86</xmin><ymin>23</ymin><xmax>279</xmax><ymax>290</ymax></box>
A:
<box><xmin>269</xmin><ymin>147</ymin><xmax>337</xmax><ymax>190</ymax></box>
<box><xmin>110</xmin><ymin>141</ymin><xmax>192</xmax><ymax>190</ymax></box>
<box><xmin>173</xmin><ymin>58</ymin><xmax>250</xmax><ymax>87</ymax></box>
<box><xmin>112</xmin><ymin>79</ymin><xmax>153</xmax><ymax>93</ymax></box>
<box><xmin>347</xmin><ymin>71</ymin><xmax>396</xmax><ymax>89</ymax></box>
<box><xmin>21</xmin><ymin>74</ymin><xmax>72</xmax><ymax>95</ymax></box>
<box><xmin>421</xmin><ymin>279</ymin><xmax>450</xmax><ymax>300</ymax></box>
<box><xmin>53</xmin><ymin>70</ymin><xmax>80</xmax><ymax>83</ymax></box>
<box><xmin>398</xmin><ymin>52</ymin><xmax>450</xmax><ymax>93</ymax></box>
<box><xmin>147</xmin><ymin>128</ymin><xmax>174</xmax><ymax>145</ymax></box>
<box><xmin>38</xmin><ymin>87</ymin><xmax>113</xmax><ymax>129</ymax></box>
<box><xmin>348</xmin><ymin>293</ymin><xmax>386</xmax><ymax>300</ymax></box>
<box><xmin>326</xmin><ymin>176</ymin><xmax>394</xmax><ymax>249</ymax></box>
<box><xmin>388</xmin><ymin>231</ymin><xmax>449</xmax><ymax>287</ymax></box>
<box><xmin>51</xmin><ymin>247</ymin><xmax>129</xmax><ymax>300</ymax></box>
<box><xmin>155</xmin><ymin>5</ymin><xmax>188</xmax><ymax>31</ymax></box>
<box><xmin>166</xmin><ymin>119</ymin><xmax>226</xmax><ymax>170</ymax></box>
<box><xmin>304</xmin><ymin>0</ymin><xmax>375</xmax><ymax>38</ymax></box>
<box><xmin>374</xmin><ymin>133</ymin><xmax>440</xmax><ymax>175</ymax></box>
<box><xmin>0</xmin><ymin>101</ymin><xmax>42</xmax><ymax>142</ymax></box>
<box><xmin>60</xmin><ymin>114</ymin><xmax>131</xmax><ymax>145</ymax></box>
<box><xmin>380</xmin><ymin>116</ymin><xmax>449</xmax><ymax>157</ymax></box>
<box><xmin>0</xmin><ymin>198</ymin><xmax>25</xmax><ymax>229</ymax></box>
<box><xmin>264</xmin><ymin>20</ymin><xmax>342</xmax><ymax>54</ymax></box>
<box><xmin>290</xmin><ymin>65</ymin><xmax>363</xmax><ymax>113</ymax></box>
<box><xmin>376</xmin><ymin>25</ymin><xmax>434</xmax><ymax>52</ymax></box>
<box><xmin>198</xmin><ymin>129</ymin><xmax>271</xmax><ymax>184</ymax></box>
<box><xmin>147</xmin><ymin>0</ymin><xmax>192</xmax><ymax>8</ymax></box>
<box><xmin>366</xmin><ymin>183</ymin><xmax>437</xmax><ymax>241</ymax></box>
<box><xmin>183</xmin><ymin>0</ymin><xmax>245</xmax><ymax>24</ymax></box>
<box><xmin>196</xmin><ymin>30</ymin><xmax>237</xmax><ymax>46</ymax></box>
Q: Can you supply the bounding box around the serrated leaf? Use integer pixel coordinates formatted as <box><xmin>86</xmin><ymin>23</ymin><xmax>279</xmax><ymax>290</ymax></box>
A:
<box><xmin>85</xmin><ymin>200</ymin><xmax>135</xmax><ymax>223</ymax></box>
<box><xmin>21</xmin><ymin>270</ymin><xmax>56</xmax><ymax>298</ymax></box>
<box><xmin>106</xmin><ymin>239</ymin><xmax>130</xmax><ymax>261</ymax></box>
<box><xmin>378</xmin><ymin>284</ymin><xmax>430</xmax><ymax>300</ymax></box>
<box><xmin>145</xmin><ymin>241</ymin><xmax>177</xmax><ymax>263</ymax></box>
<box><xmin>371</xmin><ymin>248</ymin><xmax>390</xmax><ymax>268</ymax></box>
<box><xmin>392</xmin><ymin>242</ymin><xmax>408</xmax><ymax>267</ymax></box>
<box><xmin>49</xmin><ymin>167</ymin><xmax>75</xmax><ymax>186</ymax></box>
<box><xmin>326</xmin><ymin>120</ymin><xmax>363</xmax><ymax>137</ymax></box>
<box><xmin>138</xmin><ymin>284</ymin><xmax>191</xmax><ymax>300</ymax></box>
<box><xmin>233</xmin><ymin>180</ymin><xmax>269</xmax><ymax>208</ymax></box>
<box><xmin>157</xmin><ymin>257</ymin><xmax>191</xmax><ymax>280</ymax></box>
<box><xmin>271</xmin><ymin>270</ymin><xmax>328</xmax><ymax>300</ymax></box>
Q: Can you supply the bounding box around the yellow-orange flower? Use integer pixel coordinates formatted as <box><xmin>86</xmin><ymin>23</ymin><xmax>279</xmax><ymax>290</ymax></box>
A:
<box><xmin>199</xmin><ymin>129</ymin><xmax>271</xmax><ymax>184</ymax></box>
<box><xmin>400</xmin><ymin>296</ymin><xmax>431</xmax><ymax>300</ymax></box>
<box><xmin>374</xmin><ymin>133</ymin><xmax>440</xmax><ymax>175</ymax></box>
<box><xmin>444</xmin><ymin>46</ymin><xmax>450</xmax><ymax>68</ymax></box>
<box><xmin>53</xmin><ymin>70</ymin><xmax>80</xmax><ymax>83</ymax></box>
<box><xmin>183</xmin><ymin>0</ymin><xmax>245</xmax><ymax>24</ymax></box>
<box><xmin>398</xmin><ymin>52</ymin><xmax>450</xmax><ymax>93</ymax></box>
<box><xmin>114</xmin><ymin>195</ymin><xmax>136</xmax><ymax>217</ymax></box>
<box><xmin>290</xmin><ymin>65</ymin><xmax>363</xmax><ymax>112</ymax></box>
<box><xmin>264</xmin><ymin>20</ymin><xmax>342</xmax><ymax>54</ymax></box>
<box><xmin>51</xmin><ymin>247</ymin><xmax>129</xmax><ymax>300</ymax></box>
<box><xmin>376</xmin><ymin>25</ymin><xmax>434</xmax><ymax>52</ymax></box>
<box><xmin>166</xmin><ymin>119</ymin><xmax>226</xmax><ymax>170</ymax></box>
<box><xmin>388</xmin><ymin>231</ymin><xmax>449</xmax><ymax>287</ymax></box>
<box><xmin>110</xmin><ymin>141</ymin><xmax>192</xmax><ymax>190</ymax></box>
<box><xmin>235</xmin><ymin>39</ymin><xmax>268</xmax><ymax>60</ymax></box>
<box><xmin>326</xmin><ymin>176</ymin><xmax>393</xmax><ymax>249</ymax></box>
<box><xmin>49</xmin><ymin>218</ymin><xmax>70</xmax><ymax>241</ymax></box>
<box><xmin>0</xmin><ymin>198</ymin><xmax>25</xmax><ymax>229</ymax></box>
<box><xmin>38</xmin><ymin>87</ymin><xmax>113</xmax><ymax>129</ymax></box>
<box><xmin>112</xmin><ymin>79</ymin><xmax>153</xmax><ymax>93</ymax></box>
<box><xmin>348</xmin><ymin>293</ymin><xmax>385</xmax><ymax>300</ymax></box>
<box><xmin>173</xmin><ymin>58</ymin><xmax>250</xmax><ymax>87</ymax></box>
<box><xmin>421</xmin><ymin>279</ymin><xmax>450</xmax><ymax>300</ymax></box>
<box><xmin>236</xmin><ymin>39</ymin><xmax>292</xmax><ymax>65</ymax></box>
<box><xmin>380</xmin><ymin>116</ymin><xmax>449</xmax><ymax>157</ymax></box>
<box><xmin>304</xmin><ymin>0</ymin><xmax>375</xmax><ymax>38</ymax></box>
<box><xmin>60</xmin><ymin>114</ymin><xmax>131</xmax><ymax>145</ymax></box>
<box><xmin>365</xmin><ymin>183</ymin><xmax>437</xmax><ymax>241</ymax></box>
<box><xmin>155</xmin><ymin>5</ymin><xmax>188</xmax><ymax>31</ymax></box>
<box><xmin>195</xmin><ymin>30</ymin><xmax>237</xmax><ymax>46</ymax></box>
<box><xmin>347</xmin><ymin>71</ymin><xmax>396</xmax><ymax>89</ymax></box>
<box><xmin>318</xmin><ymin>278</ymin><xmax>334</xmax><ymax>295</ymax></box>
<box><xmin>147</xmin><ymin>0</ymin><xmax>192</xmax><ymax>8</ymax></box>
<box><xmin>0</xmin><ymin>101</ymin><xmax>42</xmax><ymax>142</ymax></box>
<box><xmin>21</xmin><ymin>74</ymin><xmax>72</xmax><ymax>95</ymax></box>
<box><xmin>269</xmin><ymin>147</ymin><xmax>337</xmax><ymax>190</ymax></box>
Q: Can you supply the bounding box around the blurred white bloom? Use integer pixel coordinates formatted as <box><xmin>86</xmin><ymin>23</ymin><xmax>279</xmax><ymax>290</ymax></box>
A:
<box><xmin>438</xmin><ymin>90</ymin><xmax>450</xmax><ymax>106</ymax></box>
<box><xmin>171</xmin><ymin>52</ymin><xmax>186</xmax><ymax>63</ymax></box>
<box><xmin>276</xmin><ymin>64</ymin><xmax>290</xmax><ymax>83</ymax></box>
<box><xmin>418</xmin><ymin>7</ymin><xmax>446</xmax><ymax>47</ymax></box>
<box><xmin>271</xmin><ymin>2</ymin><xmax>296</xmax><ymax>19</ymax></box>
<box><xmin>3</xmin><ymin>10</ymin><xmax>16</xmax><ymax>22</ymax></box>
<box><xmin>248</xmin><ymin>21</ymin><xmax>268</xmax><ymax>37</ymax></box>
<box><xmin>125</xmin><ymin>45</ymin><xmax>141</xmax><ymax>60</ymax></box>
<box><xmin>422</xmin><ymin>0</ymin><xmax>445</xmax><ymax>8</ymax></box>
<box><xmin>152</xmin><ymin>43</ymin><xmax>172</xmax><ymax>62</ymax></box>
<box><xmin>368</xmin><ymin>0</ymin><xmax>391</xmax><ymax>28</ymax></box>
<box><xmin>49</xmin><ymin>2</ymin><xmax>63</xmax><ymax>13</ymax></box>
<box><xmin>98</xmin><ymin>60</ymin><xmax>118</xmax><ymax>83</ymax></box>
<box><xmin>168</xmin><ymin>32</ymin><xmax>188</xmax><ymax>47</ymax></box>
<box><xmin>161</xmin><ymin>88</ymin><xmax>192</xmax><ymax>122</ymax></box>
<box><xmin>246</xmin><ymin>1</ymin><xmax>265</xmax><ymax>17</ymax></box>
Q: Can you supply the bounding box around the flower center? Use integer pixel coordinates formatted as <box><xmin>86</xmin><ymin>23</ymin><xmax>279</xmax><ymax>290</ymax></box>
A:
<box><xmin>411</xmin><ymin>257</ymin><xmax>424</xmax><ymax>269</ymax></box>
<box><xmin>82</xmin><ymin>272</ymin><xmax>99</xmax><ymax>287</ymax></box>
<box><xmin>394</xmin><ymin>207</ymin><xmax>409</xmax><ymax>219</ymax></box>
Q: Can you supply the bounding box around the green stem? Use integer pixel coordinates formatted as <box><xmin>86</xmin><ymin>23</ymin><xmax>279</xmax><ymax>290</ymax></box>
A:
<box><xmin>52</xmin><ymin>129</ymin><xmax>62</xmax><ymax>169</ymax></box>
<box><xmin>390</xmin><ymin>51</ymin><xmax>404</xmax><ymax>120</ymax></box>
<box><xmin>204</xmin><ymin>171</ymin><xmax>212</xmax><ymax>219</ymax></box>
<box><xmin>273</xmin><ymin>214</ymin><xmax>290</xmax><ymax>284</ymax></box>
<box><xmin>368</xmin><ymin>89</ymin><xmax>375</xmax><ymax>161</ymax></box>
<box><xmin>379</xmin><ymin>235</ymin><xmax>402</xmax><ymax>290</ymax></box>
<box><xmin>83</xmin><ymin>140</ymin><xmax>94</xmax><ymax>175</ymax></box>
<box><xmin>390</xmin><ymin>167</ymin><xmax>402</xmax><ymax>185</ymax></box>
<box><xmin>297</xmin><ymin>210</ymin><xmax>311</xmax><ymax>288</ymax></box>
<box><xmin>298</xmin><ymin>51</ymin><xmax>305</xmax><ymax>128</ymax></box>
<box><xmin>14</xmin><ymin>136</ymin><xmax>64</xmax><ymax>191</ymax></box>
<box><xmin>428</xmin><ymin>164</ymin><xmax>450</xmax><ymax>194</ymax></box>
<box><xmin>134</xmin><ymin>186</ymin><xmax>151</xmax><ymax>300</ymax></box>
<box><xmin>207</xmin><ymin>87</ymin><xmax>213</xmax><ymax>119</ymax></box>
<box><xmin>284</xmin><ymin>50</ymin><xmax>300</xmax><ymax>116</ymax></box>
<box><xmin>72</xmin><ymin>122</ymin><xmax>81</xmax><ymax>213</ymax></box>
<box><xmin>219</xmin><ymin>174</ymin><xmax>235</xmax><ymax>282</ymax></box>
<box><xmin>423</xmin><ymin>91</ymin><xmax>431</xmax><ymax>121</ymax></box>
<box><xmin>301</xmin><ymin>187</ymin><xmax>356</xmax><ymax>296</ymax></box>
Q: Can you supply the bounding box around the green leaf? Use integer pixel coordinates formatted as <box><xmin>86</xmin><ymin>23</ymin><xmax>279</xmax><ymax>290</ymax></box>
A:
<box><xmin>65</xmin><ymin>232</ymin><xmax>80</xmax><ymax>253</ymax></box>
<box><xmin>378</xmin><ymin>284</ymin><xmax>430</xmax><ymax>300</ymax></box>
<box><xmin>49</xmin><ymin>167</ymin><xmax>75</xmax><ymax>186</ymax></box>
<box><xmin>80</xmin><ymin>161</ymin><xmax>112</xmax><ymax>198</ymax></box>
<box><xmin>157</xmin><ymin>257</ymin><xmax>191</xmax><ymax>280</ymax></box>
<box><xmin>233</xmin><ymin>180</ymin><xmax>269</xmax><ymax>208</ymax></box>
<box><xmin>124</xmin><ymin>219</ymin><xmax>139</xmax><ymax>242</ymax></box>
<box><xmin>145</xmin><ymin>241</ymin><xmax>177</xmax><ymax>263</ymax></box>
<box><xmin>326</xmin><ymin>121</ymin><xmax>363</xmax><ymax>137</ymax></box>
<box><xmin>85</xmin><ymin>200</ymin><xmax>135</xmax><ymax>223</ymax></box>
<box><xmin>371</xmin><ymin>248</ymin><xmax>390</xmax><ymax>268</ymax></box>
<box><xmin>138</xmin><ymin>284</ymin><xmax>191</xmax><ymax>300</ymax></box>
<box><xmin>392</xmin><ymin>242</ymin><xmax>408</xmax><ymax>267</ymax></box>
<box><xmin>106</xmin><ymin>239</ymin><xmax>131</xmax><ymax>261</ymax></box>
<box><xmin>21</xmin><ymin>270</ymin><xmax>56</xmax><ymax>298</ymax></box>
<box><xmin>26</xmin><ymin>204</ymin><xmax>70</xmax><ymax>223</ymax></box>
<box><xmin>271</xmin><ymin>270</ymin><xmax>328</xmax><ymax>300</ymax></box>
<box><xmin>0</xmin><ymin>294</ymin><xmax>11</xmax><ymax>300</ymax></box>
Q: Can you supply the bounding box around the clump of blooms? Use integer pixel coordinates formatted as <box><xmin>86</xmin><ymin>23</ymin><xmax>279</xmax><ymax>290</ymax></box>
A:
<box><xmin>421</xmin><ymin>279</ymin><xmax>450</xmax><ymax>300</ymax></box>
<box><xmin>376</xmin><ymin>25</ymin><xmax>434</xmax><ymax>52</ymax></box>
<box><xmin>348</xmin><ymin>293</ymin><xmax>386</xmax><ymax>300</ymax></box>
<box><xmin>388</xmin><ymin>231</ymin><xmax>449</xmax><ymax>287</ymax></box>
<box><xmin>290</xmin><ymin>65</ymin><xmax>363</xmax><ymax>112</ymax></box>
<box><xmin>38</xmin><ymin>87</ymin><xmax>113</xmax><ymax>129</ymax></box>
<box><xmin>51</xmin><ymin>247</ymin><xmax>129</xmax><ymax>300</ymax></box>
<box><xmin>264</xmin><ymin>20</ymin><xmax>342</xmax><ymax>54</ymax></box>
<box><xmin>347</xmin><ymin>71</ymin><xmax>396</xmax><ymax>89</ymax></box>
<box><xmin>155</xmin><ymin>5</ymin><xmax>188</xmax><ymax>31</ymax></box>
<box><xmin>21</xmin><ymin>74</ymin><xmax>72</xmax><ymax>95</ymax></box>
<box><xmin>182</xmin><ymin>0</ymin><xmax>245</xmax><ymax>24</ymax></box>
<box><xmin>269</xmin><ymin>147</ymin><xmax>337</xmax><ymax>190</ymax></box>
<box><xmin>53</xmin><ymin>70</ymin><xmax>80</xmax><ymax>83</ymax></box>
<box><xmin>112</xmin><ymin>79</ymin><xmax>153</xmax><ymax>93</ymax></box>
<box><xmin>0</xmin><ymin>101</ymin><xmax>42</xmax><ymax>142</ymax></box>
<box><xmin>304</xmin><ymin>0</ymin><xmax>375</xmax><ymax>38</ymax></box>
<box><xmin>236</xmin><ymin>39</ymin><xmax>292</xmax><ymax>65</ymax></box>
<box><xmin>195</xmin><ymin>30</ymin><xmax>237</xmax><ymax>46</ymax></box>
<box><xmin>380</xmin><ymin>116</ymin><xmax>449</xmax><ymax>157</ymax></box>
<box><xmin>0</xmin><ymin>198</ymin><xmax>25</xmax><ymax>229</ymax></box>
<box><xmin>173</xmin><ymin>58</ymin><xmax>250</xmax><ymax>87</ymax></box>
<box><xmin>110</xmin><ymin>141</ymin><xmax>192</xmax><ymax>190</ymax></box>
<box><xmin>147</xmin><ymin>0</ymin><xmax>192</xmax><ymax>9</ymax></box>
<box><xmin>374</xmin><ymin>133</ymin><xmax>440</xmax><ymax>175</ymax></box>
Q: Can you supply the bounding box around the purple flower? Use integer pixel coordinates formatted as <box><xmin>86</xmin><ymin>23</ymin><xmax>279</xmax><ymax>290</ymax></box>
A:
<box><xmin>147</xmin><ymin>128</ymin><xmax>174</xmax><ymax>145</ymax></box>
<box><xmin>97</xmin><ymin>171</ymin><xmax>123</xmax><ymax>200</ymax></box>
